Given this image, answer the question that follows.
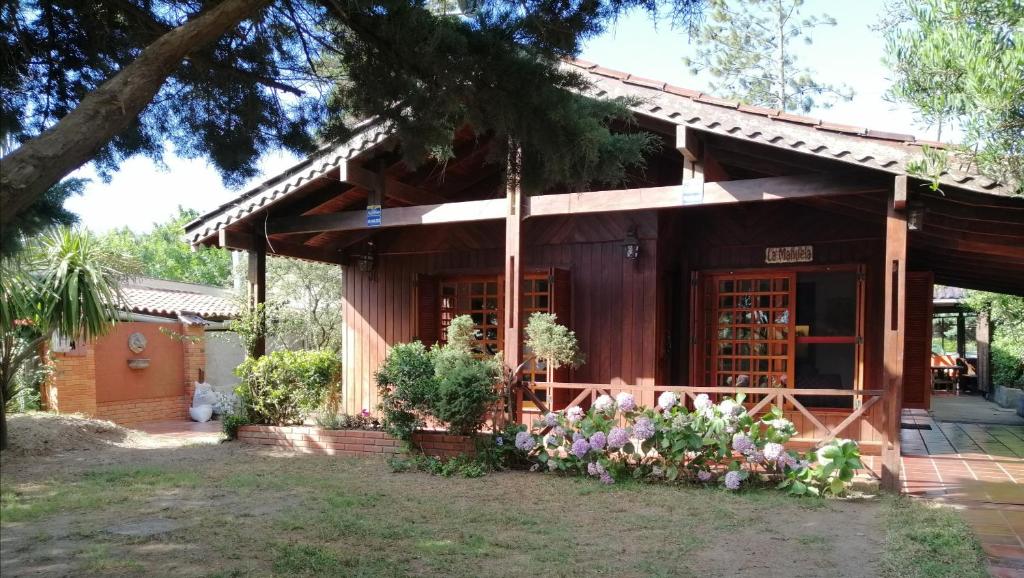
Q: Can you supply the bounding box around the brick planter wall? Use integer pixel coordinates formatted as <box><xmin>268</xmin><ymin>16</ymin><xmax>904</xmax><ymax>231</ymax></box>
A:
<box><xmin>237</xmin><ymin>425</ymin><xmax>477</xmax><ymax>458</ymax></box>
<box><xmin>97</xmin><ymin>395</ymin><xmax>189</xmax><ymax>425</ymax></box>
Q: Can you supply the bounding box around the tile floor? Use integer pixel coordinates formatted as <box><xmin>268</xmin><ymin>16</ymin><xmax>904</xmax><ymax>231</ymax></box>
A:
<box><xmin>899</xmin><ymin>409</ymin><xmax>1024</xmax><ymax>577</ymax></box>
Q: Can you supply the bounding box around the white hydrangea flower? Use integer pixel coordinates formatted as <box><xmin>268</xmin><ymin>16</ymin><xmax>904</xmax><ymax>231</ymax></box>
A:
<box><xmin>693</xmin><ymin>394</ymin><xmax>712</xmax><ymax>411</ymax></box>
<box><xmin>657</xmin><ymin>391</ymin><xmax>679</xmax><ymax>410</ymax></box>
<box><xmin>593</xmin><ymin>394</ymin><xmax>615</xmax><ymax>413</ymax></box>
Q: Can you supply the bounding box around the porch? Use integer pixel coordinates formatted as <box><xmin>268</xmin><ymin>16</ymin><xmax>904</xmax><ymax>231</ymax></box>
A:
<box><xmin>185</xmin><ymin>63</ymin><xmax>1024</xmax><ymax>493</ymax></box>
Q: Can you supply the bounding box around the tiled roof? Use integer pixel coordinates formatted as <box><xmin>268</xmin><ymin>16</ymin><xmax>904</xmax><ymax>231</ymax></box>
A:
<box><xmin>933</xmin><ymin>285</ymin><xmax>968</xmax><ymax>302</ymax></box>
<box><xmin>184</xmin><ymin>60</ymin><xmax>1013</xmax><ymax>246</ymax></box>
<box><xmin>563</xmin><ymin>59</ymin><xmax>1008</xmax><ymax>196</ymax></box>
<box><xmin>121</xmin><ymin>278</ymin><xmax>238</xmax><ymax>320</ymax></box>
<box><xmin>185</xmin><ymin>120</ymin><xmax>391</xmax><ymax>245</ymax></box>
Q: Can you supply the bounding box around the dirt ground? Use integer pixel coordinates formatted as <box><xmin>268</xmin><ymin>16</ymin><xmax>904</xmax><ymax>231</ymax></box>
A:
<box><xmin>0</xmin><ymin>414</ymin><xmax>890</xmax><ymax>577</ymax></box>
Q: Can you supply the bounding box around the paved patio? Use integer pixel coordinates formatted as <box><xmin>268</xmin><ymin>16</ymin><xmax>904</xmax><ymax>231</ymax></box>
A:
<box><xmin>135</xmin><ymin>419</ymin><xmax>223</xmax><ymax>444</ymax></box>
<box><xmin>900</xmin><ymin>408</ymin><xmax>1024</xmax><ymax>577</ymax></box>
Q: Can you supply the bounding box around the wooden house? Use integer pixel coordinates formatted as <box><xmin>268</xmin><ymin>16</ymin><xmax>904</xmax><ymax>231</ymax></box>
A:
<box><xmin>185</xmin><ymin>60</ymin><xmax>1024</xmax><ymax>488</ymax></box>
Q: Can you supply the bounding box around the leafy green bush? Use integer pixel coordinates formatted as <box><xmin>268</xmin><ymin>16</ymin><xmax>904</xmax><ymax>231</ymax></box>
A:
<box><xmin>316</xmin><ymin>411</ymin><xmax>376</xmax><ymax>430</ymax></box>
<box><xmin>388</xmin><ymin>454</ymin><xmax>489</xmax><ymax>478</ymax></box>
<box><xmin>235</xmin><ymin>350</ymin><xmax>341</xmax><ymax>425</ymax></box>
<box><xmin>375</xmin><ymin>315</ymin><xmax>501</xmax><ymax>441</ymax></box>
<box><xmin>431</xmin><ymin>350</ymin><xmax>500</xmax><ymax>436</ymax></box>
<box><xmin>993</xmin><ymin>341</ymin><xmax>1024</xmax><ymax>388</ymax></box>
<box><xmin>222</xmin><ymin>413</ymin><xmax>251</xmax><ymax>440</ymax></box>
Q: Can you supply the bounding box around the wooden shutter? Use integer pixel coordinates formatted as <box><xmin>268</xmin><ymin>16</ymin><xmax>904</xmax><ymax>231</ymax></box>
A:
<box><xmin>902</xmin><ymin>271</ymin><xmax>934</xmax><ymax>410</ymax></box>
<box><xmin>415</xmin><ymin>274</ymin><xmax>441</xmax><ymax>346</ymax></box>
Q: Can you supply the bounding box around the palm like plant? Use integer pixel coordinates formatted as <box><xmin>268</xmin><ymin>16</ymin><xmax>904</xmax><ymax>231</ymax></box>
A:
<box><xmin>0</xmin><ymin>228</ymin><xmax>127</xmax><ymax>449</ymax></box>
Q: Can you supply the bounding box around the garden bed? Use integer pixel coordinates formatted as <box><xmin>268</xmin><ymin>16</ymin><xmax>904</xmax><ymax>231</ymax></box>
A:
<box><xmin>237</xmin><ymin>425</ymin><xmax>476</xmax><ymax>458</ymax></box>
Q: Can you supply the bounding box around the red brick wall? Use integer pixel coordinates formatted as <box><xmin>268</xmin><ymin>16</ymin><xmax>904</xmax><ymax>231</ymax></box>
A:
<box><xmin>237</xmin><ymin>426</ymin><xmax>477</xmax><ymax>458</ymax></box>
<box><xmin>46</xmin><ymin>321</ymin><xmax>207</xmax><ymax>426</ymax></box>
<box><xmin>94</xmin><ymin>322</ymin><xmax>185</xmax><ymax>402</ymax></box>
<box><xmin>44</xmin><ymin>342</ymin><xmax>97</xmax><ymax>416</ymax></box>
<box><xmin>96</xmin><ymin>395</ymin><xmax>190</xmax><ymax>425</ymax></box>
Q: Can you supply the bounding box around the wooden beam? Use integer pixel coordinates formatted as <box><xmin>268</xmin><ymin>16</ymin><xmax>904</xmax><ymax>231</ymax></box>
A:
<box><xmin>504</xmin><ymin>144</ymin><xmax>523</xmax><ymax>426</ymax></box>
<box><xmin>217</xmin><ymin>229</ymin><xmax>346</xmax><ymax>265</ymax></box>
<box><xmin>266</xmin><ymin>198</ymin><xmax>506</xmax><ymax>235</ymax></box>
<box><xmin>881</xmin><ymin>181</ymin><xmax>908</xmax><ymax>492</ymax></box>
<box><xmin>675</xmin><ymin>125</ymin><xmax>701</xmax><ymax>161</ymax></box>
<box><xmin>345</xmin><ymin>161</ymin><xmax>446</xmax><ymax>205</ymax></box>
<box><xmin>894</xmin><ymin>175</ymin><xmax>908</xmax><ymax>210</ymax></box>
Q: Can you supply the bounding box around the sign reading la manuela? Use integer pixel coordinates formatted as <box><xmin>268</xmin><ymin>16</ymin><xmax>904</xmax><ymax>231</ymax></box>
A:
<box><xmin>765</xmin><ymin>245</ymin><xmax>813</xmax><ymax>264</ymax></box>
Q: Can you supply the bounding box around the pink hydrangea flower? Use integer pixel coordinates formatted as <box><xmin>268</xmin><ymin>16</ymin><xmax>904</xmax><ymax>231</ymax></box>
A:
<box><xmin>566</xmin><ymin>406</ymin><xmax>584</xmax><ymax>423</ymax></box>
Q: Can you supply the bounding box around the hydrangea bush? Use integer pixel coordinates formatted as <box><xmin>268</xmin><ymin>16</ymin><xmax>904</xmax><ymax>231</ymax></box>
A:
<box><xmin>518</xmin><ymin>392</ymin><xmax>862</xmax><ymax>496</ymax></box>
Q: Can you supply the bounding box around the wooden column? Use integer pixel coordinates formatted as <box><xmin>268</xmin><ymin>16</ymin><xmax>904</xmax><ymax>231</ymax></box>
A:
<box><xmin>881</xmin><ymin>176</ymin><xmax>908</xmax><ymax>491</ymax></box>
<box><xmin>976</xmin><ymin>310</ymin><xmax>991</xmax><ymax>394</ymax></box>
<box><xmin>247</xmin><ymin>232</ymin><xmax>267</xmax><ymax>358</ymax></box>
<box><xmin>504</xmin><ymin>143</ymin><xmax>523</xmax><ymax>423</ymax></box>
<box><xmin>956</xmin><ymin>311</ymin><xmax>966</xmax><ymax>360</ymax></box>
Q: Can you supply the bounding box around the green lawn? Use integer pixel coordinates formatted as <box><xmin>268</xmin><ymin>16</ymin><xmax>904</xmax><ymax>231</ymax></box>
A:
<box><xmin>0</xmin><ymin>443</ymin><xmax>986</xmax><ymax>577</ymax></box>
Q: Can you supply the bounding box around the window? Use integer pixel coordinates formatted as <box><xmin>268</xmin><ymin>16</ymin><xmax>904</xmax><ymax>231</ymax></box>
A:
<box><xmin>698</xmin><ymin>268</ymin><xmax>864</xmax><ymax>410</ymax></box>
<box><xmin>439</xmin><ymin>278</ymin><xmax>502</xmax><ymax>357</ymax></box>
<box><xmin>521</xmin><ymin>274</ymin><xmax>551</xmax><ymax>403</ymax></box>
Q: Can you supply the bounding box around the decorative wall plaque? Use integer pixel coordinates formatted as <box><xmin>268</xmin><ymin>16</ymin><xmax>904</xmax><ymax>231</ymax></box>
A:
<box><xmin>128</xmin><ymin>332</ymin><xmax>147</xmax><ymax>353</ymax></box>
<box><xmin>765</xmin><ymin>245</ymin><xmax>813</xmax><ymax>264</ymax></box>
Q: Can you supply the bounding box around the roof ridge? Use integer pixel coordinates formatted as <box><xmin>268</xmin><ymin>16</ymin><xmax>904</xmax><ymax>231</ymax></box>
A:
<box><xmin>563</xmin><ymin>57</ymin><xmax>943</xmax><ymax>149</ymax></box>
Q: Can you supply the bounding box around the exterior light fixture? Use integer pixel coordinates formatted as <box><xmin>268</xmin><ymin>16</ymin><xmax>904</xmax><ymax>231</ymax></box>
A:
<box><xmin>908</xmin><ymin>202</ymin><xmax>925</xmax><ymax>231</ymax></box>
<box><xmin>356</xmin><ymin>242</ymin><xmax>376</xmax><ymax>273</ymax></box>
<box><xmin>623</xmin><ymin>226</ymin><xmax>640</xmax><ymax>261</ymax></box>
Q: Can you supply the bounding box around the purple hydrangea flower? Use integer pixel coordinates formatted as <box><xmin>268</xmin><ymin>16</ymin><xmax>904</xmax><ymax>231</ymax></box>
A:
<box><xmin>587</xmin><ymin>462</ymin><xmax>606</xmax><ymax>477</ymax></box>
<box><xmin>763</xmin><ymin>442</ymin><xmax>785</xmax><ymax>462</ymax></box>
<box><xmin>776</xmin><ymin>453</ymin><xmax>797</xmax><ymax>469</ymax></box>
<box><xmin>732</xmin><ymin>434</ymin><xmax>754</xmax><ymax>454</ymax></box>
<box><xmin>693</xmin><ymin>394</ymin><xmax>712</xmax><ymax>411</ymax></box>
<box><xmin>749</xmin><ymin>450</ymin><xmax>765</xmax><ymax>463</ymax></box>
<box><xmin>495</xmin><ymin>436</ymin><xmax>504</xmax><ymax>446</ymax></box>
<box><xmin>573</xmin><ymin>431</ymin><xmax>585</xmax><ymax>442</ymax></box>
<box><xmin>515</xmin><ymin>431</ymin><xmax>536</xmax><ymax>451</ymax></box>
<box><xmin>599</xmin><ymin>472</ymin><xmax>615</xmax><ymax>484</ymax></box>
<box><xmin>590</xmin><ymin>431</ymin><xmax>607</xmax><ymax>450</ymax></box>
<box><xmin>543</xmin><ymin>412</ymin><xmax>559</xmax><ymax>427</ymax></box>
<box><xmin>607</xmin><ymin>427</ymin><xmax>630</xmax><ymax>449</ymax></box>
<box><xmin>615</xmin><ymin>392</ymin><xmax>637</xmax><ymax>412</ymax></box>
<box><xmin>571</xmin><ymin>437</ymin><xmax>591</xmax><ymax>458</ymax></box>
<box><xmin>724</xmin><ymin>471</ymin><xmax>742</xmax><ymax>490</ymax></box>
<box><xmin>658</xmin><ymin>391</ymin><xmax>679</xmax><ymax>410</ymax></box>
<box><xmin>593</xmin><ymin>394</ymin><xmax>615</xmax><ymax>413</ymax></box>
<box><xmin>633</xmin><ymin>417</ymin><xmax>655</xmax><ymax>440</ymax></box>
<box><xmin>697</xmin><ymin>470</ymin><xmax>714</xmax><ymax>482</ymax></box>
<box><xmin>566</xmin><ymin>406</ymin><xmax>584</xmax><ymax>423</ymax></box>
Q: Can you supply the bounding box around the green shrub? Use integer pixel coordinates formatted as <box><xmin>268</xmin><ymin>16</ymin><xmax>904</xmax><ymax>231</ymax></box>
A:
<box><xmin>235</xmin><ymin>350</ymin><xmax>341</xmax><ymax>425</ymax></box>
<box><xmin>431</xmin><ymin>350</ymin><xmax>500</xmax><ymax>435</ymax></box>
<box><xmin>375</xmin><ymin>341</ymin><xmax>435</xmax><ymax>440</ymax></box>
<box><xmin>992</xmin><ymin>341</ymin><xmax>1024</xmax><ymax>388</ymax></box>
<box><xmin>222</xmin><ymin>413</ymin><xmax>251</xmax><ymax>440</ymax></box>
<box><xmin>375</xmin><ymin>315</ymin><xmax>501</xmax><ymax>441</ymax></box>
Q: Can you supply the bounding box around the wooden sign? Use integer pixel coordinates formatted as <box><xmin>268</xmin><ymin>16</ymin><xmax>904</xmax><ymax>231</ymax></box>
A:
<box><xmin>765</xmin><ymin>245</ymin><xmax>813</xmax><ymax>264</ymax></box>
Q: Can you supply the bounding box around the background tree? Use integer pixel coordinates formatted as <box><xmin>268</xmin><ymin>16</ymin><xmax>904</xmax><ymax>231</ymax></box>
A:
<box><xmin>265</xmin><ymin>257</ymin><xmax>343</xmax><ymax>353</ymax></box>
<box><xmin>1</xmin><ymin>0</ymin><xmax>705</xmax><ymax>228</ymax></box>
<box><xmin>0</xmin><ymin>228</ymin><xmax>128</xmax><ymax>450</ymax></box>
<box><xmin>965</xmin><ymin>291</ymin><xmax>1024</xmax><ymax>388</ymax></box>
<box><xmin>881</xmin><ymin>0</ymin><xmax>1023</xmax><ymax>193</ymax></box>
<box><xmin>98</xmin><ymin>207</ymin><xmax>233</xmax><ymax>286</ymax></box>
<box><xmin>684</xmin><ymin>0</ymin><xmax>853</xmax><ymax>112</ymax></box>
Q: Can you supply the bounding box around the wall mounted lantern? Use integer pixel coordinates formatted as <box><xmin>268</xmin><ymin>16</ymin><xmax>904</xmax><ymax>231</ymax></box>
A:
<box><xmin>623</xmin><ymin>226</ymin><xmax>640</xmax><ymax>261</ymax></box>
<box><xmin>356</xmin><ymin>241</ymin><xmax>376</xmax><ymax>273</ymax></box>
<box><xmin>908</xmin><ymin>201</ymin><xmax>925</xmax><ymax>231</ymax></box>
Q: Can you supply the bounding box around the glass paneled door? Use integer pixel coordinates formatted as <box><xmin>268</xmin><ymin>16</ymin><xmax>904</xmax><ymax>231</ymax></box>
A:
<box><xmin>703</xmin><ymin>272</ymin><xmax>796</xmax><ymax>394</ymax></box>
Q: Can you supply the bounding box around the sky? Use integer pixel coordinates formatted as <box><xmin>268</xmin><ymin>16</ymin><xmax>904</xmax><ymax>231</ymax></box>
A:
<box><xmin>65</xmin><ymin>0</ymin><xmax>930</xmax><ymax>234</ymax></box>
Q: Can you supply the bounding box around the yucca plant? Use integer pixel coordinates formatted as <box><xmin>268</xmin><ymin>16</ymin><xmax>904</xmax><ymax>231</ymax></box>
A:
<box><xmin>0</xmin><ymin>228</ymin><xmax>129</xmax><ymax>450</ymax></box>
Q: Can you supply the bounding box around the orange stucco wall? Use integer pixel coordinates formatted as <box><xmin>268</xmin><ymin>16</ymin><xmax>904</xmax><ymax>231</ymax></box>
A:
<box><xmin>94</xmin><ymin>322</ymin><xmax>185</xmax><ymax>403</ymax></box>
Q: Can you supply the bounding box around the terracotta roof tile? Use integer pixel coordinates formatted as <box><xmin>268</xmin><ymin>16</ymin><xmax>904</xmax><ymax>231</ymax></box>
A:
<box><xmin>694</xmin><ymin>94</ymin><xmax>740</xmax><ymax>108</ymax></box>
<box><xmin>591</xmin><ymin>66</ymin><xmax>629</xmax><ymax>80</ymax></box>
<box><xmin>738</xmin><ymin>104</ymin><xmax>780</xmax><ymax>117</ymax></box>
<box><xmin>122</xmin><ymin>286</ymin><xmax>238</xmax><ymax>320</ymax></box>
<box><xmin>623</xmin><ymin>75</ymin><xmax>666</xmax><ymax>90</ymax></box>
<box><xmin>664</xmin><ymin>84</ymin><xmax>701</xmax><ymax>98</ymax></box>
<box><xmin>774</xmin><ymin>112</ymin><xmax>821</xmax><ymax>126</ymax></box>
<box><xmin>816</xmin><ymin>122</ymin><xmax>865</xmax><ymax>135</ymax></box>
<box><xmin>865</xmin><ymin>129</ymin><xmax>915</xmax><ymax>142</ymax></box>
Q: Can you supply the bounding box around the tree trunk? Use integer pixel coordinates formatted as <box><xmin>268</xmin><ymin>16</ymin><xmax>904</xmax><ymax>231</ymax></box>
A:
<box><xmin>0</xmin><ymin>0</ymin><xmax>271</xmax><ymax>229</ymax></box>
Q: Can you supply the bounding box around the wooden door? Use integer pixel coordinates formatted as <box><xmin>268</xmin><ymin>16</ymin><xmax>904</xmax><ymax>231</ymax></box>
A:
<box><xmin>902</xmin><ymin>271</ymin><xmax>934</xmax><ymax>410</ymax></box>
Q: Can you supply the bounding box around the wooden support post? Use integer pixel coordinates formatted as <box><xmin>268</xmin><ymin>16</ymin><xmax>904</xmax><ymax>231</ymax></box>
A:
<box><xmin>247</xmin><ymin>232</ymin><xmax>267</xmax><ymax>358</ymax></box>
<box><xmin>504</xmin><ymin>143</ymin><xmax>523</xmax><ymax>424</ymax></box>
<box><xmin>956</xmin><ymin>311</ymin><xmax>966</xmax><ymax>360</ymax></box>
<box><xmin>976</xmin><ymin>310</ymin><xmax>991</xmax><ymax>394</ymax></box>
<box><xmin>881</xmin><ymin>177</ymin><xmax>908</xmax><ymax>491</ymax></box>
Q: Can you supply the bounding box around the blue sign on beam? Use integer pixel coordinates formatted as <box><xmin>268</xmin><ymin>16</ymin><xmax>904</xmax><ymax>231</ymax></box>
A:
<box><xmin>367</xmin><ymin>205</ymin><xmax>382</xmax><ymax>228</ymax></box>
